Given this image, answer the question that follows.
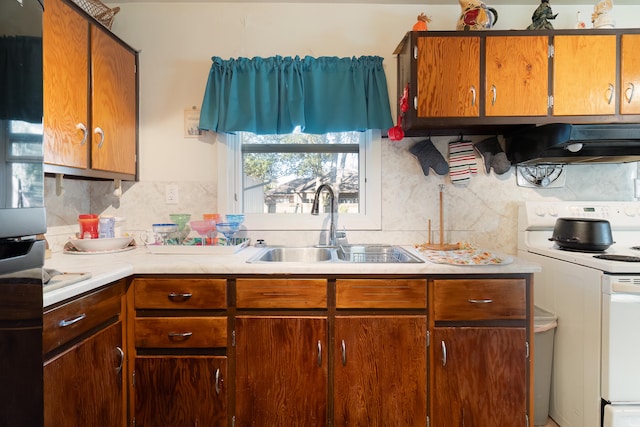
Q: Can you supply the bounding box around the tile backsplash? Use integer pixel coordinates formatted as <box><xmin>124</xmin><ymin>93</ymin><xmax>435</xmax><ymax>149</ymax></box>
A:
<box><xmin>44</xmin><ymin>136</ymin><xmax>639</xmax><ymax>255</ymax></box>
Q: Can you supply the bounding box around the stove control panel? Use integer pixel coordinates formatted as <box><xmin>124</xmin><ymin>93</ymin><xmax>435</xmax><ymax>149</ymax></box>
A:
<box><xmin>520</xmin><ymin>201</ymin><xmax>640</xmax><ymax>230</ymax></box>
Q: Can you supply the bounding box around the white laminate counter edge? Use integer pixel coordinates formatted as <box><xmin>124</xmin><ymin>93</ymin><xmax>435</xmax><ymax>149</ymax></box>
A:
<box><xmin>43</xmin><ymin>246</ymin><xmax>541</xmax><ymax>307</ymax></box>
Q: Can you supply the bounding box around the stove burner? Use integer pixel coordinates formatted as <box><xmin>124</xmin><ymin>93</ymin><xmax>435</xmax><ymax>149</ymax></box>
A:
<box><xmin>593</xmin><ymin>254</ymin><xmax>640</xmax><ymax>262</ymax></box>
<box><xmin>557</xmin><ymin>246</ymin><xmax>605</xmax><ymax>254</ymax></box>
<box><xmin>632</xmin><ymin>246</ymin><xmax>640</xmax><ymax>251</ymax></box>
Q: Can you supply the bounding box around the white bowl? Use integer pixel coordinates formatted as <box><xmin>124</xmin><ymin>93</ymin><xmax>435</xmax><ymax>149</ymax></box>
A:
<box><xmin>70</xmin><ymin>236</ymin><xmax>134</xmax><ymax>252</ymax></box>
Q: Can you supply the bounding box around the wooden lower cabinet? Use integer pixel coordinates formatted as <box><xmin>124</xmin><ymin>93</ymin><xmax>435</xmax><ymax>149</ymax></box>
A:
<box><xmin>134</xmin><ymin>356</ymin><xmax>227</xmax><ymax>426</ymax></box>
<box><xmin>431</xmin><ymin>327</ymin><xmax>527</xmax><ymax>426</ymax></box>
<box><xmin>44</xmin><ymin>321</ymin><xmax>124</xmax><ymax>427</ymax></box>
<box><xmin>333</xmin><ymin>315</ymin><xmax>427</xmax><ymax>426</ymax></box>
<box><xmin>234</xmin><ymin>316</ymin><xmax>329</xmax><ymax>426</ymax></box>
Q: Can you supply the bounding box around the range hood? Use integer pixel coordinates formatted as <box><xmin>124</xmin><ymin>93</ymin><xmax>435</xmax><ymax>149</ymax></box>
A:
<box><xmin>505</xmin><ymin>123</ymin><xmax>640</xmax><ymax>165</ymax></box>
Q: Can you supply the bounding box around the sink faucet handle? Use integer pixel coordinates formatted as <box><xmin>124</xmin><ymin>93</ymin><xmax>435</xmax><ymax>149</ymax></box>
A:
<box><xmin>335</xmin><ymin>229</ymin><xmax>348</xmax><ymax>246</ymax></box>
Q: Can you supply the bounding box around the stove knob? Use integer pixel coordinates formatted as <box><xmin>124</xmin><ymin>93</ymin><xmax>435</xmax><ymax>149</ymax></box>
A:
<box><xmin>624</xmin><ymin>206</ymin><xmax>637</xmax><ymax>217</ymax></box>
<box><xmin>547</xmin><ymin>207</ymin><xmax>558</xmax><ymax>217</ymax></box>
<box><xmin>535</xmin><ymin>206</ymin><xmax>546</xmax><ymax>217</ymax></box>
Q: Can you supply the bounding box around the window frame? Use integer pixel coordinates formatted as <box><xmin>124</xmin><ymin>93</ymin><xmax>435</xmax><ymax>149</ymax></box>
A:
<box><xmin>216</xmin><ymin>129</ymin><xmax>382</xmax><ymax>232</ymax></box>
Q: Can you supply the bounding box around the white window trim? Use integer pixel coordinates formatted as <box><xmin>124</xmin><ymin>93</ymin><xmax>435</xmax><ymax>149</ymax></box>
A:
<box><xmin>216</xmin><ymin>130</ymin><xmax>382</xmax><ymax>232</ymax></box>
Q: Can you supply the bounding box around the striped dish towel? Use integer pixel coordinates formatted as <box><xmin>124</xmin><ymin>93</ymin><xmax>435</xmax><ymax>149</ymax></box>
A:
<box><xmin>448</xmin><ymin>138</ymin><xmax>477</xmax><ymax>186</ymax></box>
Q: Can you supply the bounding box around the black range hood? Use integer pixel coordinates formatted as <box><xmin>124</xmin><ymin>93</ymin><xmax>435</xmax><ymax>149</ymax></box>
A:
<box><xmin>505</xmin><ymin>123</ymin><xmax>640</xmax><ymax>165</ymax></box>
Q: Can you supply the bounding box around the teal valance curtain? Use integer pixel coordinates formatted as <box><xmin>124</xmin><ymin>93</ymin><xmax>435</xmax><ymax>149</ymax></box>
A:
<box><xmin>199</xmin><ymin>55</ymin><xmax>393</xmax><ymax>135</ymax></box>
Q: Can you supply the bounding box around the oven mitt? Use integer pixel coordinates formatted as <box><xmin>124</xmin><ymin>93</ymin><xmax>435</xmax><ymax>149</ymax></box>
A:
<box><xmin>448</xmin><ymin>138</ymin><xmax>477</xmax><ymax>186</ymax></box>
<box><xmin>473</xmin><ymin>136</ymin><xmax>511</xmax><ymax>175</ymax></box>
<box><xmin>408</xmin><ymin>138</ymin><xmax>449</xmax><ymax>176</ymax></box>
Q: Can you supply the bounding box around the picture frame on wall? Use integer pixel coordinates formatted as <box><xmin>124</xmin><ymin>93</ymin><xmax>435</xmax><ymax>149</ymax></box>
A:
<box><xmin>184</xmin><ymin>107</ymin><xmax>203</xmax><ymax>138</ymax></box>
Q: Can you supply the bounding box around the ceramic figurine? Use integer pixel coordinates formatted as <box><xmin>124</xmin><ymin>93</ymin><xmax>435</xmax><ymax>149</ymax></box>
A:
<box><xmin>412</xmin><ymin>12</ymin><xmax>432</xmax><ymax>31</ymax></box>
<box><xmin>592</xmin><ymin>0</ymin><xmax>615</xmax><ymax>28</ymax></box>
<box><xmin>527</xmin><ymin>0</ymin><xmax>558</xmax><ymax>30</ymax></box>
<box><xmin>456</xmin><ymin>0</ymin><xmax>498</xmax><ymax>31</ymax></box>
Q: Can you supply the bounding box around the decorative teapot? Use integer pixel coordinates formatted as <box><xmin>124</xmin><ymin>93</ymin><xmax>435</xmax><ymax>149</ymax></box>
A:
<box><xmin>457</xmin><ymin>0</ymin><xmax>498</xmax><ymax>31</ymax></box>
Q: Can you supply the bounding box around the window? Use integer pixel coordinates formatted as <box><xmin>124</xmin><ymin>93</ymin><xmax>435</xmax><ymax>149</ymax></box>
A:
<box><xmin>218</xmin><ymin>129</ymin><xmax>381</xmax><ymax>231</ymax></box>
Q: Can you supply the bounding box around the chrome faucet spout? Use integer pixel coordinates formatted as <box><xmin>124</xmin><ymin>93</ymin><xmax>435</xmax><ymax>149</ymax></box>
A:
<box><xmin>311</xmin><ymin>184</ymin><xmax>337</xmax><ymax>246</ymax></box>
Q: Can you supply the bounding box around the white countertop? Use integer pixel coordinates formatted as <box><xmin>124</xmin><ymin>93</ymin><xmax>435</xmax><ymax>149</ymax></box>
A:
<box><xmin>43</xmin><ymin>245</ymin><xmax>541</xmax><ymax>307</ymax></box>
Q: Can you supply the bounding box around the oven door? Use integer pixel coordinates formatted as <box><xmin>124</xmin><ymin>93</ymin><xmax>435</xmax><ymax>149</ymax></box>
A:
<box><xmin>602</xmin><ymin>275</ymin><xmax>640</xmax><ymax>403</ymax></box>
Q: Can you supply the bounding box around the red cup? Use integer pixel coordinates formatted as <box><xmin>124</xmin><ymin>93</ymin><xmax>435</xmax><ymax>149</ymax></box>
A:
<box><xmin>78</xmin><ymin>214</ymin><xmax>99</xmax><ymax>239</ymax></box>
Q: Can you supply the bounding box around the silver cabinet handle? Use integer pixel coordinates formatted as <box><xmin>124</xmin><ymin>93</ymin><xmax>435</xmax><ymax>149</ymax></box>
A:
<box><xmin>468</xmin><ymin>299</ymin><xmax>493</xmax><ymax>304</ymax></box>
<box><xmin>607</xmin><ymin>83</ymin><xmax>614</xmax><ymax>105</ymax></box>
<box><xmin>626</xmin><ymin>83</ymin><xmax>635</xmax><ymax>104</ymax></box>
<box><xmin>168</xmin><ymin>331</ymin><xmax>193</xmax><ymax>341</ymax></box>
<box><xmin>115</xmin><ymin>346</ymin><xmax>124</xmax><ymax>375</ymax></box>
<box><xmin>491</xmin><ymin>85</ymin><xmax>497</xmax><ymax>106</ymax></box>
<box><xmin>341</xmin><ymin>339</ymin><xmax>347</xmax><ymax>366</ymax></box>
<box><xmin>413</xmin><ymin>95</ymin><xmax>418</xmax><ymax>111</ymax></box>
<box><xmin>75</xmin><ymin>123</ymin><xmax>88</xmax><ymax>146</ymax></box>
<box><xmin>94</xmin><ymin>126</ymin><xmax>105</xmax><ymax>148</ymax></box>
<box><xmin>470</xmin><ymin>86</ymin><xmax>477</xmax><ymax>107</ymax></box>
<box><xmin>215</xmin><ymin>368</ymin><xmax>221</xmax><ymax>395</ymax></box>
<box><xmin>441</xmin><ymin>340</ymin><xmax>447</xmax><ymax>366</ymax></box>
<box><xmin>59</xmin><ymin>313</ymin><xmax>86</xmax><ymax>327</ymax></box>
<box><xmin>167</xmin><ymin>292</ymin><xmax>193</xmax><ymax>302</ymax></box>
<box><xmin>317</xmin><ymin>340</ymin><xmax>322</xmax><ymax>367</ymax></box>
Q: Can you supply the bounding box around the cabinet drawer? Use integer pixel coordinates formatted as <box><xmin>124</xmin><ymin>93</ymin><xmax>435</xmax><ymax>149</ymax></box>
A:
<box><xmin>135</xmin><ymin>317</ymin><xmax>227</xmax><ymax>348</ymax></box>
<box><xmin>236</xmin><ymin>278</ymin><xmax>327</xmax><ymax>309</ymax></box>
<box><xmin>433</xmin><ymin>279</ymin><xmax>526</xmax><ymax>321</ymax></box>
<box><xmin>43</xmin><ymin>281</ymin><xmax>123</xmax><ymax>355</ymax></box>
<box><xmin>336</xmin><ymin>279</ymin><xmax>426</xmax><ymax>309</ymax></box>
<box><xmin>134</xmin><ymin>278</ymin><xmax>226</xmax><ymax>309</ymax></box>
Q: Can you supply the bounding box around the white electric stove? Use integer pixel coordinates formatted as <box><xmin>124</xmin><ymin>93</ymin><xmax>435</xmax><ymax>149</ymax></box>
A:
<box><xmin>518</xmin><ymin>201</ymin><xmax>640</xmax><ymax>427</ymax></box>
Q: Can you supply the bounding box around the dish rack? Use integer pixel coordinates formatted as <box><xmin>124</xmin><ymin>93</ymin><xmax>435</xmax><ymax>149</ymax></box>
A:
<box><xmin>339</xmin><ymin>244</ymin><xmax>407</xmax><ymax>263</ymax></box>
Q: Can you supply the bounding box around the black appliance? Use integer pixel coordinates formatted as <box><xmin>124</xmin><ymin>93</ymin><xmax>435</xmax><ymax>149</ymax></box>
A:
<box><xmin>0</xmin><ymin>0</ymin><xmax>46</xmax><ymax>425</ymax></box>
<box><xmin>505</xmin><ymin>123</ymin><xmax>640</xmax><ymax>165</ymax></box>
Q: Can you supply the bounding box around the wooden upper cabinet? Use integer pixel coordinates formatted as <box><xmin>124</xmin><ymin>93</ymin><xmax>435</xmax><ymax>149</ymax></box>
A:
<box><xmin>553</xmin><ymin>35</ymin><xmax>617</xmax><ymax>116</ymax></box>
<box><xmin>43</xmin><ymin>0</ymin><xmax>89</xmax><ymax>168</ymax></box>
<box><xmin>485</xmin><ymin>36</ymin><xmax>549</xmax><ymax>117</ymax></box>
<box><xmin>621</xmin><ymin>34</ymin><xmax>640</xmax><ymax>115</ymax></box>
<box><xmin>91</xmin><ymin>26</ymin><xmax>137</xmax><ymax>175</ymax></box>
<box><xmin>416</xmin><ymin>36</ymin><xmax>480</xmax><ymax>118</ymax></box>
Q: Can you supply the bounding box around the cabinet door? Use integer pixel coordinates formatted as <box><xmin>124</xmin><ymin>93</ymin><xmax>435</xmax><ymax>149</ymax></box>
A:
<box><xmin>134</xmin><ymin>356</ymin><xmax>227</xmax><ymax>427</ymax></box>
<box><xmin>334</xmin><ymin>316</ymin><xmax>427</xmax><ymax>427</ymax></box>
<box><xmin>235</xmin><ymin>316</ymin><xmax>328</xmax><ymax>426</ymax></box>
<box><xmin>485</xmin><ymin>36</ymin><xmax>549</xmax><ymax>117</ymax></box>
<box><xmin>431</xmin><ymin>327</ymin><xmax>527</xmax><ymax>427</ymax></box>
<box><xmin>553</xmin><ymin>35</ymin><xmax>617</xmax><ymax>116</ymax></box>
<box><xmin>621</xmin><ymin>34</ymin><xmax>640</xmax><ymax>115</ymax></box>
<box><xmin>416</xmin><ymin>36</ymin><xmax>480</xmax><ymax>117</ymax></box>
<box><xmin>91</xmin><ymin>26</ymin><xmax>137</xmax><ymax>175</ymax></box>
<box><xmin>43</xmin><ymin>0</ymin><xmax>89</xmax><ymax>168</ymax></box>
<box><xmin>44</xmin><ymin>321</ymin><xmax>124</xmax><ymax>427</ymax></box>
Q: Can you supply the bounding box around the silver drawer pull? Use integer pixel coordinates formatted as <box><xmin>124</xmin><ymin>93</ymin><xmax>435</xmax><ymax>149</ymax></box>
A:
<box><xmin>168</xmin><ymin>292</ymin><xmax>193</xmax><ymax>302</ymax></box>
<box><xmin>441</xmin><ymin>340</ymin><xmax>447</xmax><ymax>366</ymax></box>
<box><xmin>115</xmin><ymin>346</ymin><xmax>124</xmax><ymax>375</ymax></box>
<box><xmin>215</xmin><ymin>368</ymin><xmax>221</xmax><ymax>395</ymax></box>
<box><xmin>317</xmin><ymin>340</ymin><xmax>322</xmax><ymax>367</ymax></box>
<box><xmin>168</xmin><ymin>331</ymin><xmax>193</xmax><ymax>341</ymax></box>
<box><xmin>468</xmin><ymin>299</ymin><xmax>493</xmax><ymax>304</ymax></box>
<box><xmin>59</xmin><ymin>313</ymin><xmax>86</xmax><ymax>327</ymax></box>
<box><xmin>341</xmin><ymin>339</ymin><xmax>347</xmax><ymax>366</ymax></box>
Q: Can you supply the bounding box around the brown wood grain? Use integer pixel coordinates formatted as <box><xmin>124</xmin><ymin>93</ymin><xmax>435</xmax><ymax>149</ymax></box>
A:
<box><xmin>431</xmin><ymin>327</ymin><xmax>527</xmax><ymax>426</ymax></box>
<box><xmin>335</xmin><ymin>278</ymin><xmax>426</xmax><ymax>309</ymax></box>
<box><xmin>43</xmin><ymin>0</ymin><xmax>90</xmax><ymax>168</ymax></box>
<box><xmin>417</xmin><ymin>36</ymin><xmax>480</xmax><ymax>118</ymax></box>
<box><xmin>433</xmin><ymin>279</ymin><xmax>526</xmax><ymax>321</ymax></box>
<box><xmin>621</xmin><ymin>34</ymin><xmax>640</xmax><ymax>114</ymax></box>
<box><xmin>135</xmin><ymin>316</ymin><xmax>227</xmax><ymax>348</ymax></box>
<box><xmin>333</xmin><ymin>316</ymin><xmax>427</xmax><ymax>426</ymax></box>
<box><xmin>236</xmin><ymin>278</ymin><xmax>327</xmax><ymax>308</ymax></box>
<box><xmin>43</xmin><ymin>282</ymin><xmax>123</xmax><ymax>355</ymax></box>
<box><xmin>134</xmin><ymin>356</ymin><xmax>227</xmax><ymax>426</ymax></box>
<box><xmin>90</xmin><ymin>26</ymin><xmax>137</xmax><ymax>174</ymax></box>
<box><xmin>134</xmin><ymin>277</ymin><xmax>227</xmax><ymax>309</ymax></box>
<box><xmin>553</xmin><ymin>35</ymin><xmax>617</xmax><ymax>116</ymax></box>
<box><xmin>235</xmin><ymin>316</ymin><xmax>328</xmax><ymax>426</ymax></box>
<box><xmin>485</xmin><ymin>36</ymin><xmax>549</xmax><ymax>117</ymax></box>
<box><xmin>44</xmin><ymin>321</ymin><xmax>124</xmax><ymax>427</ymax></box>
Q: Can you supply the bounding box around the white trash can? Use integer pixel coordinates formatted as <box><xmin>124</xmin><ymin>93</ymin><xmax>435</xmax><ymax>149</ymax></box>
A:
<box><xmin>534</xmin><ymin>306</ymin><xmax>558</xmax><ymax>426</ymax></box>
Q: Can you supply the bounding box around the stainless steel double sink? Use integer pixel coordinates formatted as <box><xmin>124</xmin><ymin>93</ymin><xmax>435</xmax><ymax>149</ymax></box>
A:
<box><xmin>247</xmin><ymin>245</ymin><xmax>424</xmax><ymax>264</ymax></box>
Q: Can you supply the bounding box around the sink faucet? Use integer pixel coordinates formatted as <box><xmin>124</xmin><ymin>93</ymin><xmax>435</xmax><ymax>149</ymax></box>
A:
<box><xmin>311</xmin><ymin>184</ymin><xmax>337</xmax><ymax>247</ymax></box>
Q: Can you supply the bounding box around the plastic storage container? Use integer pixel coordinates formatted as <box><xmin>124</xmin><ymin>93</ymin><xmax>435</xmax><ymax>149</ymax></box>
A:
<box><xmin>534</xmin><ymin>306</ymin><xmax>558</xmax><ymax>426</ymax></box>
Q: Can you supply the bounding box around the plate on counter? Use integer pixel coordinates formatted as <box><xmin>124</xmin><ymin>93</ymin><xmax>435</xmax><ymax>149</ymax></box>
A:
<box><xmin>68</xmin><ymin>236</ymin><xmax>134</xmax><ymax>252</ymax></box>
<box><xmin>64</xmin><ymin>245</ymin><xmax>136</xmax><ymax>255</ymax></box>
